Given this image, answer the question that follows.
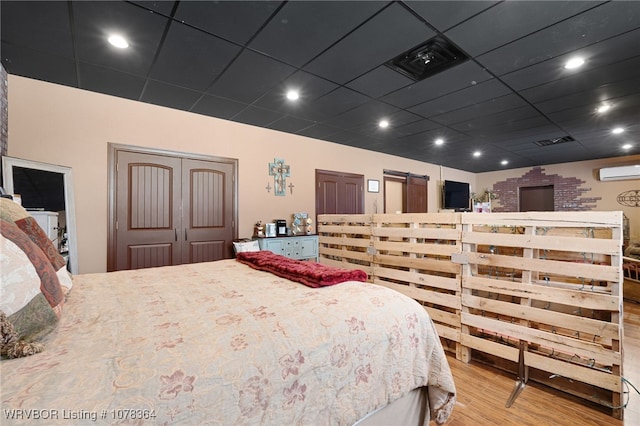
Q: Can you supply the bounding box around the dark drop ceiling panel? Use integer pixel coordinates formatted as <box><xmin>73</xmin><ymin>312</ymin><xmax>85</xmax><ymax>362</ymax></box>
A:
<box><xmin>1</xmin><ymin>0</ymin><xmax>638</xmax><ymax>173</ymax></box>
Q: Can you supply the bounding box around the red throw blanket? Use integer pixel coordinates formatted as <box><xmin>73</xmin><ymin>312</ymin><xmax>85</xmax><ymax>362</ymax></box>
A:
<box><xmin>236</xmin><ymin>251</ymin><xmax>368</xmax><ymax>288</ymax></box>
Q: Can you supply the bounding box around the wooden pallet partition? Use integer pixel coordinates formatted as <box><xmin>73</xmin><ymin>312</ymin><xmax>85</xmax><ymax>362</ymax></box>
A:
<box><xmin>458</xmin><ymin>211</ymin><xmax>624</xmax><ymax>419</ymax></box>
<box><xmin>317</xmin><ymin>211</ymin><xmax>624</xmax><ymax>418</ymax></box>
<box><xmin>369</xmin><ymin>213</ymin><xmax>462</xmax><ymax>351</ymax></box>
<box><xmin>317</xmin><ymin>214</ymin><xmax>375</xmax><ymax>274</ymax></box>
<box><xmin>318</xmin><ymin>213</ymin><xmax>463</xmax><ymax>352</ymax></box>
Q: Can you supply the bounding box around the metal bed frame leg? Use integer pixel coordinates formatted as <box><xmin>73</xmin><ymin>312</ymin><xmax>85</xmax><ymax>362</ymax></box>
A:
<box><xmin>506</xmin><ymin>340</ymin><xmax>528</xmax><ymax>408</ymax></box>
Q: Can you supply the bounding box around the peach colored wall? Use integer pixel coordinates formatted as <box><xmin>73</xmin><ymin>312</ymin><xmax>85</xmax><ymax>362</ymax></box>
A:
<box><xmin>7</xmin><ymin>75</ymin><xmax>475</xmax><ymax>273</ymax></box>
<box><xmin>476</xmin><ymin>156</ymin><xmax>640</xmax><ymax>241</ymax></box>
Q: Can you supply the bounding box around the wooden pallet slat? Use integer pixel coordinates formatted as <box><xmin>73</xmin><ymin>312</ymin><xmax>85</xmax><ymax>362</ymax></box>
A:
<box><xmin>317</xmin><ymin>211</ymin><xmax>623</xmax><ymax>419</ymax></box>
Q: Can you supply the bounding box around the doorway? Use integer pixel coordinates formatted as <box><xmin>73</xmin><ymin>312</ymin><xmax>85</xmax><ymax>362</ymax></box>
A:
<box><xmin>519</xmin><ymin>185</ymin><xmax>554</xmax><ymax>212</ymax></box>
<box><xmin>383</xmin><ymin>171</ymin><xmax>429</xmax><ymax>213</ymax></box>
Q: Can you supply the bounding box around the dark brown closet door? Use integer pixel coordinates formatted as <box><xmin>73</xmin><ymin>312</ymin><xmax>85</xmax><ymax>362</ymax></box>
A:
<box><xmin>115</xmin><ymin>151</ymin><xmax>182</xmax><ymax>270</ymax></box>
<box><xmin>405</xmin><ymin>175</ymin><xmax>428</xmax><ymax>213</ymax></box>
<box><xmin>112</xmin><ymin>149</ymin><xmax>236</xmax><ymax>271</ymax></box>
<box><xmin>182</xmin><ymin>158</ymin><xmax>235</xmax><ymax>263</ymax></box>
<box><xmin>315</xmin><ymin>170</ymin><xmax>364</xmax><ymax>216</ymax></box>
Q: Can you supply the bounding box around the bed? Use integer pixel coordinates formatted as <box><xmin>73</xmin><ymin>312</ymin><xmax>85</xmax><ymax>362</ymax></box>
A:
<box><xmin>1</xmin><ymin>214</ymin><xmax>456</xmax><ymax>426</ymax></box>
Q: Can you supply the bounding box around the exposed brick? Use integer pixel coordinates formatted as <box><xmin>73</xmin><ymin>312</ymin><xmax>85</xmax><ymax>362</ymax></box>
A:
<box><xmin>491</xmin><ymin>167</ymin><xmax>602</xmax><ymax>212</ymax></box>
<box><xmin>0</xmin><ymin>64</ymin><xmax>7</xmax><ymax>158</ymax></box>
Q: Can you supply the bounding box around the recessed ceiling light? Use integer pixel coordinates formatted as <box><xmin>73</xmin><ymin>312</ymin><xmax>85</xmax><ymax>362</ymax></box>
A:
<box><xmin>108</xmin><ymin>34</ymin><xmax>129</xmax><ymax>49</ymax></box>
<box><xmin>378</xmin><ymin>120</ymin><xmax>389</xmax><ymax>129</ymax></box>
<box><xmin>564</xmin><ymin>57</ymin><xmax>584</xmax><ymax>69</ymax></box>
<box><xmin>473</xmin><ymin>151</ymin><xmax>481</xmax><ymax>157</ymax></box>
<box><xmin>434</xmin><ymin>138</ymin><xmax>444</xmax><ymax>145</ymax></box>
<box><xmin>501</xmin><ymin>160</ymin><xmax>508</xmax><ymax>166</ymax></box>
<box><xmin>622</xmin><ymin>144</ymin><xmax>632</xmax><ymax>150</ymax></box>
<box><xmin>612</xmin><ymin>127</ymin><xmax>625</xmax><ymax>134</ymax></box>
<box><xmin>286</xmin><ymin>90</ymin><xmax>299</xmax><ymax>101</ymax></box>
<box><xmin>596</xmin><ymin>104</ymin><xmax>610</xmax><ymax>113</ymax></box>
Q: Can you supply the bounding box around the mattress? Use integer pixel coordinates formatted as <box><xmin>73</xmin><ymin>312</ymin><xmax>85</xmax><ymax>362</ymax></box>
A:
<box><xmin>1</xmin><ymin>259</ymin><xmax>455</xmax><ymax>425</ymax></box>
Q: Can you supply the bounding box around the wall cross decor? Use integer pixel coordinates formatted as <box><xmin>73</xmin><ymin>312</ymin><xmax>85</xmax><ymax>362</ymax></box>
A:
<box><xmin>268</xmin><ymin>158</ymin><xmax>290</xmax><ymax>196</ymax></box>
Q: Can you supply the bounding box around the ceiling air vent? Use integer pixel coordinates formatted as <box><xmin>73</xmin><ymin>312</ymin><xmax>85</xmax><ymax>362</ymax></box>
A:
<box><xmin>386</xmin><ymin>36</ymin><xmax>469</xmax><ymax>81</ymax></box>
<box><xmin>533</xmin><ymin>136</ymin><xmax>575</xmax><ymax>147</ymax></box>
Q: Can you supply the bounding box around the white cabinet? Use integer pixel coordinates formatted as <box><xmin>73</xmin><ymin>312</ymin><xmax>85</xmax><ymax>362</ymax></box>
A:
<box><xmin>30</xmin><ymin>211</ymin><xmax>59</xmax><ymax>250</ymax></box>
<box><xmin>255</xmin><ymin>235</ymin><xmax>318</xmax><ymax>261</ymax></box>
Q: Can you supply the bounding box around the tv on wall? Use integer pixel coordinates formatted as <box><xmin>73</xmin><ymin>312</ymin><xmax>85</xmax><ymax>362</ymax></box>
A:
<box><xmin>442</xmin><ymin>180</ymin><xmax>470</xmax><ymax>211</ymax></box>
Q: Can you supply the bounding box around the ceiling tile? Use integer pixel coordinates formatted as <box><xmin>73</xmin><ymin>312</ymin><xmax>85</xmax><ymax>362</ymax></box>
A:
<box><xmin>3</xmin><ymin>0</ymin><xmax>638</xmax><ymax>173</ymax></box>
<box><xmin>252</xmin><ymin>71</ymin><xmax>338</xmax><ymax>114</ymax></box>
<box><xmin>382</xmin><ymin>61</ymin><xmax>493</xmax><ymax>108</ymax></box>
<box><xmin>174</xmin><ymin>1</ymin><xmax>281</xmax><ymax>45</ymax></box>
<box><xmin>445</xmin><ymin>1</ymin><xmax>601</xmax><ymax>56</ymax></box>
<box><xmin>191</xmin><ymin>94</ymin><xmax>248</xmax><ymax>120</ymax></box>
<box><xmin>409</xmin><ymin>78</ymin><xmax>513</xmax><ymax>118</ymax></box>
<box><xmin>519</xmin><ymin>56</ymin><xmax>640</xmax><ymax>105</ymax></box>
<box><xmin>79</xmin><ymin>63</ymin><xmax>146</xmax><ymax>100</ymax></box>
<box><xmin>131</xmin><ymin>1</ymin><xmax>177</xmax><ymax>16</ymax></box>
<box><xmin>72</xmin><ymin>1</ymin><xmax>168</xmax><ymax>76</ymax></box>
<box><xmin>1</xmin><ymin>43</ymin><xmax>78</xmax><ymax>87</ymax></box>
<box><xmin>267</xmin><ymin>115</ymin><xmax>316</xmax><ymax>134</ymax></box>
<box><xmin>0</xmin><ymin>1</ymin><xmax>73</xmax><ymax>58</ymax></box>
<box><xmin>295</xmin><ymin>124</ymin><xmax>342</xmax><ymax>140</ymax></box>
<box><xmin>501</xmin><ymin>28</ymin><xmax>640</xmax><ymax>92</ymax></box>
<box><xmin>304</xmin><ymin>3</ymin><xmax>435</xmax><ymax>84</ymax></box>
<box><xmin>250</xmin><ymin>1</ymin><xmax>385</xmax><ymax>67</ymax></box>
<box><xmin>346</xmin><ymin>65</ymin><xmax>413</xmax><ymax>98</ymax></box>
<box><xmin>231</xmin><ymin>105</ymin><xmax>285</xmax><ymax>127</ymax></box>
<box><xmin>308</xmin><ymin>87</ymin><xmax>370</xmax><ymax>120</ymax></box>
<box><xmin>429</xmin><ymin>93</ymin><xmax>528</xmax><ymax>126</ymax></box>
<box><xmin>207</xmin><ymin>49</ymin><xmax>296</xmax><ymax>103</ymax></box>
<box><xmin>475</xmin><ymin>1</ymin><xmax>640</xmax><ymax>76</ymax></box>
<box><xmin>406</xmin><ymin>1</ymin><xmax>498</xmax><ymax>33</ymax></box>
<box><xmin>150</xmin><ymin>22</ymin><xmax>242</xmax><ymax>91</ymax></box>
<box><xmin>534</xmin><ymin>77</ymin><xmax>640</xmax><ymax>115</ymax></box>
<box><xmin>141</xmin><ymin>80</ymin><xmax>201</xmax><ymax>111</ymax></box>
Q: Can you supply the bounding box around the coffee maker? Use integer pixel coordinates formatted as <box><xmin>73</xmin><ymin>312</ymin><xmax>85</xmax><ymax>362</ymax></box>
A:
<box><xmin>275</xmin><ymin>219</ymin><xmax>288</xmax><ymax>236</ymax></box>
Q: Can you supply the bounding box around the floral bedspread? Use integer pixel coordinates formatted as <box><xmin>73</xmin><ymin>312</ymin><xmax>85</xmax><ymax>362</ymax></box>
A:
<box><xmin>1</xmin><ymin>260</ymin><xmax>455</xmax><ymax>425</ymax></box>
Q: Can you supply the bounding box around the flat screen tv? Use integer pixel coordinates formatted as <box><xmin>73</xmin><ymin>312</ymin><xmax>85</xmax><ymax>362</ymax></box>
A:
<box><xmin>443</xmin><ymin>180</ymin><xmax>470</xmax><ymax>211</ymax></box>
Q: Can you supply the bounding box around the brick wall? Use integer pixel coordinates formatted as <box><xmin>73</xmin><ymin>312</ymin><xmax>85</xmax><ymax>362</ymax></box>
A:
<box><xmin>0</xmin><ymin>64</ymin><xmax>7</xmax><ymax>158</ymax></box>
<box><xmin>491</xmin><ymin>166</ymin><xmax>601</xmax><ymax>212</ymax></box>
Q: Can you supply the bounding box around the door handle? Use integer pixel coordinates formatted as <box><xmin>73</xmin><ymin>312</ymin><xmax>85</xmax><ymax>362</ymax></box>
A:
<box><xmin>175</xmin><ymin>229</ymin><xmax>177</xmax><ymax>242</ymax></box>
<box><xmin>185</xmin><ymin>229</ymin><xmax>188</xmax><ymax>240</ymax></box>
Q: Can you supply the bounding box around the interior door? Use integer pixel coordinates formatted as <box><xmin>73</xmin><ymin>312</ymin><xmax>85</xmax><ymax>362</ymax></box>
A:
<box><xmin>182</xmin><ymin>158</ymin><xmax>235</xmax><ymax>263</ymax></box>
<box><xmin>111</xmin><ymin>147</ymin><xmax>237</xmax><ymax>271</ymax></box>
<box><xmin>405</xmin><ymin>175</ymin><xmax>428</xmax><ymax>213</ymax></box>
<box><xmin>519</xmin><ymin>185</ymin><xmax>554</xmax><ymax>212</ymax></box>
<box><xmin>115</xmin><ymin>150</ymin><xmax>182</xmax><ymax>270</ymax></box>
<box><xmin>315</xmin><ymin>170</ymin><xmax>364</xmax><ymax>216</ymax></box>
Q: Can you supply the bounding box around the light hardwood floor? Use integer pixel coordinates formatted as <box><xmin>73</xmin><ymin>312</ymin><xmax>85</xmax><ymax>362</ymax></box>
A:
<box><xmin>441</xmin><ymin>301</ymin><xmax>640</xmax><ymax>425</ymax></box>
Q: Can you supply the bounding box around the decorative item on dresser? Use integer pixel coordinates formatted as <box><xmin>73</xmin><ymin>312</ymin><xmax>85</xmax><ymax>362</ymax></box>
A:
<box><xmin>254</xmin><ymin>234</ymin><xmax>318</xmax><ymax>262</ymax></box>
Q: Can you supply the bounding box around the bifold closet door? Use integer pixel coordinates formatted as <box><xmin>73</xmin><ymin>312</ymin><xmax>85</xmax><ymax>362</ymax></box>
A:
<box><xmin>115</xmin><ymin>151</ymin><xmax>182</xmax><ymax>270</ymax></box>
<box><xmin>181</xmin><ymin>158</ymin><xmax>235</xmax><ymax>263</ymax></box>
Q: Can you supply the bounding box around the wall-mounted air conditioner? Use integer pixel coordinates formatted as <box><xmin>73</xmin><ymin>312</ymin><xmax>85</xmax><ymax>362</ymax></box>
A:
<box><xmin>598</xmin><ymin>165</ymin><xmax>640</xmax><ymax>181</ymax></box>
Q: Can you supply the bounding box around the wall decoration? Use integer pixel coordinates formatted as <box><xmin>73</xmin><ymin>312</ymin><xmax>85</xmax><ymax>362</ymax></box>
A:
<box><xmin>291</xmin><ymin>213</ymin><xmax>313</xmax><ymax>235</ymax></box>
<box><xmin>268</xmin><ymin>158</ymin><xmax>290</xmax><ymax>196</ymax></box>
<box><xmin>617</xmin><ymin>189</ymin><xmax>640</xmax><ymax>207</ymax></box>
<box><xmin>367</xmin><ymin>179</ymin><xmax>380</xmax><ymax>193</ymax></box>
<box><xmin>490</xmin><ymin>167</ymin><xmax>601</xmax><ymax>212</ymax></box>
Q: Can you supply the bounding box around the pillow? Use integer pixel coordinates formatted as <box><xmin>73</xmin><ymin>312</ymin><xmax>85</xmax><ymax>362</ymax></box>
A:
<box><xmin>233</xmin><ymin>240</ymin><xmax>261</xmax><ymax>255</ymax></box>
<box><xmin>0</xmin><ymin>218</ymin><xmax>63</xmax><ymax>346</ymax></box>
<box><xmin>0</xmin><ymin>198</ymin><xmax>72</xmax><ymax>295</ymax></box>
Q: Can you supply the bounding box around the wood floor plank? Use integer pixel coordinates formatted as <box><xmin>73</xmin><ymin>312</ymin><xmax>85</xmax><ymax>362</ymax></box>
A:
<box><xmin>440</xmin><ymin>301</ymin><xmax>640</xmax><ymax>425</ymax></box>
